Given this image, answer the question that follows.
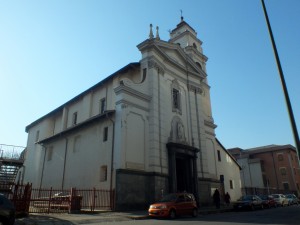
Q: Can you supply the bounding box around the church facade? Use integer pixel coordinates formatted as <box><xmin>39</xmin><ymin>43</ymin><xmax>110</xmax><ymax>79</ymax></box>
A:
<box><xmin>22</xmin><ymin>18</ymin><xmax>241</xmax><ymax>209</ymax></box>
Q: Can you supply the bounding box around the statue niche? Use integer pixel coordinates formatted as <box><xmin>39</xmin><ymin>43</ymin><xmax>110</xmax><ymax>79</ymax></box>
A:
<box><xmin>168</xmin><ymin>116</ymin><xmax>187</xmax><ymax>144</ymax></box>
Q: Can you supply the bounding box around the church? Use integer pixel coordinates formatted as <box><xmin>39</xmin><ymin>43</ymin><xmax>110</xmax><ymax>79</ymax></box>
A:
<box><xmin>23</xmin><ymin>17</ymin><xmax>241</xmax><ymax>210</ymax></box>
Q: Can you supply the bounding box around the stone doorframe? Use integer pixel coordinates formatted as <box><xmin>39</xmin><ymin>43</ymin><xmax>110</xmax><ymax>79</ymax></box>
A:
<box><xmin>166</xmin><ymin>142</ymin><xmax>199</xmax><ymax>201</ymax></box>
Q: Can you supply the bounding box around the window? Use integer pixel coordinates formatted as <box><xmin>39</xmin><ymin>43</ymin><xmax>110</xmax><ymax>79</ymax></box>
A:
<box><xmin>100</xmin><ymin>98</ymin><xmax>106</xmax><ymax>114</ymax></box>
<box><xmin>72</xmin><ymin>112</ymin><xmax>78</xmax><ymax>125</ymax></box>
<box><xmin>278</xmin><ymin>154</ymin><xmax>284</xmax><ymax>161</ymax></box>
<box><xmin>47</xmin><ymin>146</ymin><xmax>53</xmax><ymax>161</ymax></box>
<box><xmin>73</xmin><ymin>135</ymin><xmax>81</xmax><ymax>153</ymax></box>
<box><xmin>280</xmin><ymin>167</ymin><xmax>287</xmax><ymax>176</ymax></box>
<box><xmin>283</xmin><ymin>182</ymin><xmax>289</xmax><ymax>190</ymax></box>
<box><xmin>230</xmin><ymin>180</ymin><xmax>234</xmax><ymax>189</ymax></box>
<box><xmin>261</xmin><ymin>161</ymin><xmax>265</xmax><ymax>172</ymax></box>
<box><xmin>35</xmin><ymin>130</ymin><xmax>40</xmax><ymax>142</ymax></box>
<box><xmin>217</xmin><ymin>150</ymin><xmax>221</xmax><ymax>162</ymax></box>
<box><xmin>100</xmin><ymin>165</ymin><xmax>107</xmax><ymax>182</ymax></box>
<box><xmin>172</xmin><ymin>88</ymin><xmax>180</xmax><ymax>110</ymax></box>
<box><xmin>103</xmin><ymin>127</ymin><xmax>108</xmax><ymax>142</ymax></box>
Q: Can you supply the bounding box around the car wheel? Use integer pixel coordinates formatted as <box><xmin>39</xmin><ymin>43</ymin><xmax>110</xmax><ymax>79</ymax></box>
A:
<box><xmin>169</xmin><ymin>209</ymin><xmax>176</xmax><ymax>219</ymax></box>
<box><xmin>192</xmin><ymin>208</ymin><xmax>198</xmax><ymax>217</ymax></box>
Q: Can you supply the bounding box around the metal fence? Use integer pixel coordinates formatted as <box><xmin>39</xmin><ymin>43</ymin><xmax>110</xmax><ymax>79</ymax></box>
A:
<box><xmin>8</xmin><ymin>183</ymin><xmax>114</xmax><ymax>214</ymax></box>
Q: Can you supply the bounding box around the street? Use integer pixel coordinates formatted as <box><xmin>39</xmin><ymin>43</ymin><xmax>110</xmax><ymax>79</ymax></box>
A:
<box><xmin>80</xmin><ymin>205</ymin><xmax>300</xmax><ymax>225</ymax></box>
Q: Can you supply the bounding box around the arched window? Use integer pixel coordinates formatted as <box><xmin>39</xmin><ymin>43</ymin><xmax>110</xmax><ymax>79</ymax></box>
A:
<box><xmin>193</xmin><ymin>43</ymin><xmax>197</xmax><ymax>49</ymax></box>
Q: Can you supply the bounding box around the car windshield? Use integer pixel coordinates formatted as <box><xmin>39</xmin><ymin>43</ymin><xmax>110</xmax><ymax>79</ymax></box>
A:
<box><xmin>159</xmin><ymin>194</ymin><xmax>178</xmax><ymax>202</ymax></box>
<box><xmin>272</xmin><ymin>194</ymin><xmax>279</xmax><ymax>198</ymax></box>
<box><xmin>285</xmin><ymin>194</ymin><xmax>293</xmax><ymax>198</ymax></box>
<box><xmin>239</xmin><ymin>196</ymin><xmax>253</xmax><ymax>201</ymax></box>
<box><xmin>259</xmin><ymin>195</ymin><xmax>268</xmax><ymax>200</ymax></box>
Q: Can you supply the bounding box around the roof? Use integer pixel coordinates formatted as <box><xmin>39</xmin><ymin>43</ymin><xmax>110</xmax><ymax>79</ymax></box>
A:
<box><xmin>215</xmin><ymin>138</ymin><xmax>242</xmax><ymax>170</ymax></box>
<box><xmin>37</xmin><ymin>110</ymin><xmax>115</xmax><ymax>144</ymax></box>
<box><xmin>171</xmin><ymin>18</ymin><xmax>196</xmax><ymax>34</ymax></box>
<box><xmin>228</xmin><ymin>144</ymin><xmax>297</xmax><ymax>158</ymax></box>
<box><xmin>25</xmin><ymin>62</ymin><xmax>140</xmax><ymax>132</ymax></box>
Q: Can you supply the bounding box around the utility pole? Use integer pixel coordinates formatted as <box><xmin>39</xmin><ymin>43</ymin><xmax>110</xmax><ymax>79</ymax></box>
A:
<box><xmin>261</xmin><ymin>0</ymin><xmax>300</xmax><ymax>158</ymax></box>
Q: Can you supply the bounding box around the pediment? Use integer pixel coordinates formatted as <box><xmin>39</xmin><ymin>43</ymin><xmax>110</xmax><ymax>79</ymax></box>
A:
<box><xmin>153</xmin><ymin>42</ymin><xmax>205</xmax><ymax>78</ymax></box>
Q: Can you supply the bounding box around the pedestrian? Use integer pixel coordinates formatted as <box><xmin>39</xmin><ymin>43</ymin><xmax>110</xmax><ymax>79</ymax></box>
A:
<box><xmin>224</xmin><ymin>192</ymin><xmax>231</xmax><ymax>206</ymax></box>
<box><xmin>213</xmin><ymin>189</ymin><xmax>220</xmax><ymax>209</ymax></box>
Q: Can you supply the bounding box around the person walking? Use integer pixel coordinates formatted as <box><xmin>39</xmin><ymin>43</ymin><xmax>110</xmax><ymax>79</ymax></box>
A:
<box><xmin>213</xmin><ymin>189</ymin><xmax>221</xmax><ymax>209</ymax></box>
<box><xmin>224</xmin><ymin>192</ymin><xmax>231</xmax><ymax>206</ymax></box>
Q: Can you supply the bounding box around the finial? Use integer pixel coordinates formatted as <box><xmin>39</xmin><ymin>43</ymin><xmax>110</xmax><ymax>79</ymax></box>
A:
<box><xmin>156</xmin><ymin>26</ymin><xmax>160</xmax><ymax>40</ymax></box>
<box><xmin>180</xmin><ymin>9</ymin><xmax>184</xmax><ymax>21</ymax></box>
<box><xmin>149</xmin><ymin>24</ymin><xmax>154</xmax><ymax>39</ymax></box>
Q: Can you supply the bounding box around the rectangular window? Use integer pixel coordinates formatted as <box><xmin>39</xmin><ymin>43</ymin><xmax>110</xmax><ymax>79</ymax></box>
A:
<box><xmin>47</xmin><ymin>146</ymin><xmax>53</xmax><ymax>161</ymax></box>
<box><xmin>73</xmin><ymin>135</ymin><xmax>81</xmax><ymax>153</ymax></box>
<box><xmin>278</xmin><ymin>154</ymin><xmax>284</xmax><ymax>161</ymax></box>
<box><xmin>100</xmin><ymin>98</ymin><xmax>106</xmax><ymax>114</ymax></box>
<box><xmin>172</xmin><ymin>88</ymin><xmax>180</xmax><ymax>110</ymax></box>
<box><xmin>217</xmin><ymin>150</ymin><xmax>221</xmax><ymax>162</ymax></box>
<box><xmin>283</xmin><ymin>182</ymin><xmax>289</xmax><ymax>190</ymax></box>
<box><xmin>35</xmin><ymin>130</ymin><xmax>40</xmax><ymax>142</ymax></box>
<box><xmin>72</xmin><ymin>112</ymin><xmax>78</xmax><ymax>125</ymax></box>
<box><xmin>280</xmin><ymin>167</ymin><xmax>287</xmax><ymax>176</ymax></box>
<box><xmin>230</xmin><ymin>180</ymin><xmax>234</xmax><ymax>189</ymax></box>
<box><xmin>103</xmin><ymin>127</ymin><xmax>108</xmax><ymax>142</ymax></box>
<box><xmin>100</xmin><ymin>165</ymin><xmax>107</xmax><ymax>182</ymax></box>
<box><xmin>261</xmin><ymin>161</ymin><xmax>265</xmax><ymax>172</ymax></box>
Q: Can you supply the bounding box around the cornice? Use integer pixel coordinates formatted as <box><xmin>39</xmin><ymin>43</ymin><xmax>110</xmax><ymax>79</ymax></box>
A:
<box><xmin>114</xmin><ymin>84</ymin><xmax>152</xmax><ymax>103</ymax></box>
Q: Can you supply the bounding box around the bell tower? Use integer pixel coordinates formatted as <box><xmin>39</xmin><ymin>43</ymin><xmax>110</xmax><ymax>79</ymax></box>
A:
<box><xmin>169</xmin><ymin>16</ymin><xmax>208</xmax><ymax>75</ymax></box>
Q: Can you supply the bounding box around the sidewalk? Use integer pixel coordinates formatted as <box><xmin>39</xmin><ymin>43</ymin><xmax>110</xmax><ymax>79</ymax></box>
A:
<box><xmin>15</xmin><ymin>206</ymin><xmax>233</xmax><ymax>225</ymax></box>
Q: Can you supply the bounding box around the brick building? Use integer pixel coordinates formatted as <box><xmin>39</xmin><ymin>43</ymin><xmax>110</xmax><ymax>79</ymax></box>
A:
<box><xmin>229</xmin><ymin>145</ymin><xmax>300</xmax><ymax>195</ymax></box>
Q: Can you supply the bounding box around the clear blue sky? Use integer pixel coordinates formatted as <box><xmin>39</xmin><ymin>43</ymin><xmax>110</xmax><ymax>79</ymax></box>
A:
<box><xmin>0</xmin><ymin>0</ymin><xmax>299</xmax><ymax>150</ymax></box>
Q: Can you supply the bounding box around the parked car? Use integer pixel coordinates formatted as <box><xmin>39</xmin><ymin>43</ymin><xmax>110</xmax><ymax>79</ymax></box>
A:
<box><xmin>285</xmin><ymin>194</ymin><xmax>299</xmax><ymax>205</ymax></box>
<box><xmin>233</xmin><ymin>195</ymin><xmax>264</xmax><ymax>210</ymax></box>
<box><xmin>258</xmin><ymin>195</ymin><xmax>277</xmax><ymax>208</ymax></box>
<box><xmin>0</xmin><ymin>194</ymin><xmax>15</xmax><ymax>225</ymax></box>
<box><xmin>272</xmin><ymin>194</ymin><xmax>289</xmax><ymax>207</ymax></box>
<box><xmin>148</xmin><ymin>193</ymin><xmax>198</xmax><ymax>219</ymax></box>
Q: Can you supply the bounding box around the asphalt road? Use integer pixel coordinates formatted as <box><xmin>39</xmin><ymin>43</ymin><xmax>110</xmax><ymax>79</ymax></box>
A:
<box><xmin>81</xmin><ymin>205</ymin><xmax>300</xmax><ymax>225</ymax></box>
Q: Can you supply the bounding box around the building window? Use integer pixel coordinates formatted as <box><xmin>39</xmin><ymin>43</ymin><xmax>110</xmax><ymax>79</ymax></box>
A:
<box><xmin>172</xmin><ymin>88</ymin><xmax>180</xmax><ymax>110</ymax></box>
<box><xmin>72</xmin><ymin>112</ymin><xmax>78</xmax><ymax>125</ymax></box>
<box><xmin>283</xmin><ymin>182</ymin><xmax>289</xmax><ymax>190</ymax></box>
<box><xmin>47</xmin><ymin>146</ymin><xmax>53</xmax><ymax>161</ymax></box>
<box><xmin>100</xmin><ymin>165</ymin><xmax>107</xmax><ymax>182</ymax></box>
<box><xmin>280</xmin><ymin>167</ymin><xmax>287</xmax><ymax>176</ymax></box>
<box><xmin>100</xmin><ymin>98</ymin><xmax>106</xmax><ymax>114</ymax></box>
<box><xmin>229</xmin><ymin>180</ymin><xmax>234</xmax><ymax>189</ymax></box>
<box><xmin>261</xmin><ymin>161</ymin><xmax>265</xmax><ymax>172</ymax></box>
<box><xmin>103</xmin><ymin>127</ymin><xmax>108</xmax><ymax>142</ymax></box>
<box><xmin>278</xmin><ymin>154</ymin><xmax>284</xmax><ymax>161</ymax></box>
<box><xmin>73</xmin><ymin>135</ymin><xmax>81</xmax><ymax>153</ymax></box>
<box><xmin>35</xmin><ymin>130</ymin><xmax>40</xmax><ymax>142</ymax></box>
<box><xmin>217</xmin><ymin>150</ymin><xmax>221</xmax><ymax>162</ymax></box>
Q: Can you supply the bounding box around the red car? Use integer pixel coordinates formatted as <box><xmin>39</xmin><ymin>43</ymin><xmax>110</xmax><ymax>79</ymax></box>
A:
<box><xmin>149</xmin><ymin>193</ymin><xmax>198</xmax><ymax>219</ymax></box>
<box><xmin>259</xmin><ymin>195</ymin><xmax>277</xmax><ymax>208</ymax></box>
